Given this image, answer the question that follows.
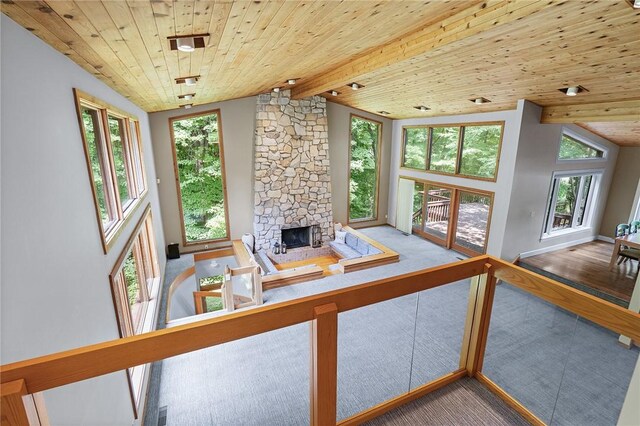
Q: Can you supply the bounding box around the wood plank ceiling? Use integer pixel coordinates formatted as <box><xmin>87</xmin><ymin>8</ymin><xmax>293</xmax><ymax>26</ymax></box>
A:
<box><xmin>1</xmin><ymin>0</ymin><xmax>639</xmax><ymax>145</ymax></box>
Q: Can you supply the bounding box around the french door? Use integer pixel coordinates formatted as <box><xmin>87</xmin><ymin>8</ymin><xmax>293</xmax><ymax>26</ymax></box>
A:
<box><xmin>411</xmin><ymin>180</ymin><xmax>493</xmax><ymax>256</ymax></box>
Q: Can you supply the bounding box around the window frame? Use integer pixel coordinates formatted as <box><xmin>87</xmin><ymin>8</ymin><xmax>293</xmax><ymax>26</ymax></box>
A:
<box><xmin>169</xmin><ymin>108</ymin><xmax>231</xmax><ymax>246</ymax></box>
<box><xmin>556</xmin><ymin>129</ymin><xmax>607</xmax><ymax>162</ymax></box>
<box><xmin>400</xmin><ymin>121</ymin><xmax>504</xmax><ymax>182</ymax></box>
<box><xmin>542</xmin><ymin>169</ymin><xmax>603</xmax><ymax>239</ymax></box>
<box><xmin>348</xmin><ymin>113</ymin><xmax>383</xmax><ymax>224</ymax></box>
<box><xmin>74</xmin><ymin>89</ymin><xmax>148</xmax><ymax>254</ymax></box>
<box><xmin>108</xmin><ymin>204</ymin><xmax>160</xmax><ymax>418</ymax></box>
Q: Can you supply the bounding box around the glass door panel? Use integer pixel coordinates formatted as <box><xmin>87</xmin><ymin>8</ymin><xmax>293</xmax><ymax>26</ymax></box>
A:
<box><xmin>423</xmin><ymin>185</ymin><xmax>452</xmax><ymax>244</ymax></box>
<box><xmin>412</xmin><ymin>182</ymin><xmax>424</xmax><ymax>232</ymax></box>
<box><xmin>452</xmin><ymin>191</ymin><xmax>491</xmax><ymax>255</ymax></box>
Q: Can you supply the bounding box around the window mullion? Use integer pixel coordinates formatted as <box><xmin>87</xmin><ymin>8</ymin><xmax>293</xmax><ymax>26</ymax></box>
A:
<box><xmin>572</xmin><ymin>176</ymin><xmax>586</xmax><ymax>228</ymax></box>
<box><xmin>455</xmin><ymin>126</ymin><xmax>464</xmax><ymax>175</ymax></box>
<box><xmin>102</xmin><ymin>109</ymin><xmax>124</xmax><ymax>219</ymax></box>
<box><xmin>547</xmin><ymin>179</ymin><xmax>560</xmax><ymax>233</ymax></box>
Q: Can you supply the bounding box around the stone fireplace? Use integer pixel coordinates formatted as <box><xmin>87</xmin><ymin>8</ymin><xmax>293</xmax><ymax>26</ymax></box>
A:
<box><xmin>253</xmin><ymin>90</ymin><xmax>333</xmax><ymax>251</ymax></box>
<box><xmin>281</xmin><ymin>226</ymin><xmax>310</xmax><ymax>249</ymax></box>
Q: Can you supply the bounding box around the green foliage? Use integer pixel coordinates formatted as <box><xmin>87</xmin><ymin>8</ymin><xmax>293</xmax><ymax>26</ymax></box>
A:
<box><xmin>403</xmin><ymin>128</ymin><xmax>427</xmax><ymax>169</ymax></box>
<box><xmin>350</xmin><ymin>117</ymin><xmax>380</xmax><ymax>220</ymax></box>
<box><xmin>205</xmin><ymin>297</ymin><xmax>223</xmax><ymax>312</ymax></box>
<box><xmin>412</xmin><ymin>182</ymin><xmax>424</xmax><ymax>226</ymax></box>
<box><xmin>82</xmin><ymin>109</ymin><xmax>109</xmax><ymax>225</ymax></box>
<box><xmin>123</xmin><ymin>251</ymin><xmax>139</xmax><ymax>306</ymax></box>
<box><xmin>555</xmin><ymin>176</ymin><xmax>580</xmax><ymax>216</ymax></box>
<box><xmin>460</xmin><ymin>125</ymin><xmax>500</xmax><ymax>178</ymax></box>
<box><xmin>429</xmin><ymin>127</ymin><xmax>459</xmax><ymax>173</ymax></box>
<box><xmin>559</xmin><ymin>135</ymin><xmax>602</xmax><ymax>159</ymax></box>
<box><xmin>172</xmin><ymin>113</ymin><xmax>227</xmax><ymax>241</ymax></box>
<box><xmin>108</xmin><ymin>116</ymin><xmax>132</xmax><ymax>205</ymax></box>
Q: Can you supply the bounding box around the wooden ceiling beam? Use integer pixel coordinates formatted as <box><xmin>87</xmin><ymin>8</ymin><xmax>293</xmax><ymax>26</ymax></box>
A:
<box><xmin>290</xmin><ymin>0</ymin><xmax>550</xmax><ymax>99</ymax></box>
<box><xmin>541</xmin><ymin>100</ymin><xmax>640</xmax><ymax>124</ymax></box>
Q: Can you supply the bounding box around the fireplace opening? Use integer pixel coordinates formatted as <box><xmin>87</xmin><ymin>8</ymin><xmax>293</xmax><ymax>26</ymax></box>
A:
<box><xmin>281</xmin><ymin>226</ymin><xmax>311</xmax><ymax>249</ymax></box>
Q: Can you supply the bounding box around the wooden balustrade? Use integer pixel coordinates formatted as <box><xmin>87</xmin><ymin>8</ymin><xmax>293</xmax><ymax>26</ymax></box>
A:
<box><xmin>2</xmin><ymin>255</ymin><xmax>640</xmax><ymax>425</ymax></box>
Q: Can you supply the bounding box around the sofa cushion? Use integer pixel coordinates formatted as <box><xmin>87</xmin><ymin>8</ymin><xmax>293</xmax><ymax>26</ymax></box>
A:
<box><xmin>368</xmin><ymin>246</ymin><xmax>382</xmax><ymax>255</ymax></box>
<box><xmin>329</xmin><ymin>241</ymin><xmax>361</xmax><ymax>259</ymax></box>
<box><xmin>345</xmin><ymin>232</ymin><xmax>358</xmax><ymax>249</ymax></box>
<box><xmin>355</xmin><ymin>237</ymin><xmax>371</xmax><ymax>255</ymax></box>
<box><xmin>335</xmin><ymin>230</ymin><xmax>347</xmax><ymax>243</ymax></box>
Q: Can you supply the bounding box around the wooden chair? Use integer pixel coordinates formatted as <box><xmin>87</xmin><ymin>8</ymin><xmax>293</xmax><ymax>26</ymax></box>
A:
<box><xmin>629</xmin><ymin>220</ymin><xmax>640</xmax><ymax>234</ymax></box>
<box><xmin>615</xmin><ymin>223</ymin><xmax>640</xmax><ymax>272</ymax></box>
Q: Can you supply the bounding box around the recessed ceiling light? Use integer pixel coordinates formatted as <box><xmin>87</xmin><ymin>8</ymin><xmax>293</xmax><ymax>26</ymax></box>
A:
<box><xmin>329</xmin><ymin>90</ymin><xmax>340</xmax><ymax>96</ymax></box>
<box><xmin>413</xmin><ymin>105</ymin><xmax>430</xmax><ymax>111</ymax></box>
<box><xmin>182</xmin><ymin>104</ymin><xmax>193</xmax><ymax>109</ymax></box>
<box><xmin>176</xmin><ymin>37</ymin><xmax>195</xmax><ymax>52</ymax></box>
<box><xmin>168</xmin><ymin>34</ymin><xmax>209</xmax><ymax>51</ymax></box>
<box><xmin>273</xmin><ymin>87</ymin><xmax>281</xmax><ymax>93</ymax></box>
<box><xmin>185</xmin><ymin>77</ymin><xmax>197</xmax><ymax>86</ymax></box>
<box><xmin>348</xmin><ymin>82</ymin><xmax>363</xmax><ymax>90</ymax></box>
<box><xmin>287</xmin><ymin>79</ymin><xmax>297</xmax><ymax>85</ymax></box>
<box><xmin>635</xmin><ymin>0</ymin><xmax>640</xmax><ymax>8</ymax></box>
<box><xmin>178</xmin><ymin>93</ymin><xmax>195</xmax><ymax>100</ymax></box>
<box><xmin>558</xmin><ymin>85</ymin><xmax>587</xmax><ymax>96</ymax></box>
<box><xmin>469</xmin><ymin>97</ymin><xmax>491</xmax><ymax>104</ymax></box>
<box><xmin>378</xmin><ymin>111</ymin><xmax>390</xmax><ymax>115</ymax></box>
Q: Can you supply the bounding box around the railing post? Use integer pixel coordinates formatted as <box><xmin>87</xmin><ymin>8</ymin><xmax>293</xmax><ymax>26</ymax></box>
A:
<box><xmin>310</xmin><ymin>303</ymin><xmax>338</xmax><ymax>426</ymax></box>
<box><xmin>1</xmin><ymin>379</ymin><xmax>34</xmax><ymax>425</ymax></box>
<box><xmin>461</xmin><ymin>263</ymin><xmax>497</xmax><ymax>376</ymax></box>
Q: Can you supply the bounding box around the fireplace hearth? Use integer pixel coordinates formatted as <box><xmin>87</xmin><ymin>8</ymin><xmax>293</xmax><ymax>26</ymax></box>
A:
<box><xmin>281</xmin><ymin>226</ymin><xmax>311</xmax><ymax>249</ymax></box>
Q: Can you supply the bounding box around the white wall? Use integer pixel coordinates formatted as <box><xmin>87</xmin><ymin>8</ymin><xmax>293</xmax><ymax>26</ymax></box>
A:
<box><xmin>149</xmin><ymin>97</ymin><xmax>257</xmax><ymax>254</ymax></box>
<box><xmin>1</xmin><ymin>15</ymin><xmax>165</xmax><ymax>425</ymax></box>
<box><xmin>387</xmin><ymin>104</ymin><xmax>525</xmax><ymax>256</ymax></box>
<box><xmin>327</xmin><ymin>103</ymin><xmax>393</xmax><ymax>227</ymax></box>
<box><xmin>500</xmin><ymin>101</ymin><xmax>618</xmax><ymax>260</ymax></box>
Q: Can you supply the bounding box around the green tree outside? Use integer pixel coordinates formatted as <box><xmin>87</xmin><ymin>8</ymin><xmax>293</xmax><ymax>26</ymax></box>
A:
<box><xmin>350</xmin><ymin>117</ymin><xmax>380</xmax><ymax>220</ymax></box>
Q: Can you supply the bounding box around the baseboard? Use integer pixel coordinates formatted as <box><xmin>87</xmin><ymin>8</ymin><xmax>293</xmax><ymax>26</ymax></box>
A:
<box><xmin>597</xmin><ymin>235</ymin><xmax>615</xmax><ymax>243</ymax></box>
<box><xmin>519</xmin><ymin>235</ymin><xmax>596</xmax><ymax>259</ymax></box>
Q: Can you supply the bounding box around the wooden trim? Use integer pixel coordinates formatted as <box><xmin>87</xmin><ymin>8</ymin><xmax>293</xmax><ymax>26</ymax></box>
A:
<box><xmin>347</xmin><ymin>114</ymin><xmax>382</xmax><ymax>224</ymax></box>
<box><xmin>475</xmin><ymin>373</ymin><xmax>545</xmax><ymax>426</ymax></box>
<box><xmin>310</xmin><ymin>304</ymin><xmax>338</xmax><ymax>426</ymax></box>
<box><xmin>0</xmin><ymin>257</ymin><xmax>487</xmax><ymax>393</ymax></box>
<box><xmin>468</xmin><ymin>264</ymin><xmax>497</xmax><ymax>375</ymax></box>
<box><xmin>487</xmin><ymin>256</ymin><xmax>640</xmax><ymax>342</ymax></box>
<box><xmin>168</xmin><ymin>108</ymin><xmax>231</xmax><ymax>248</ymax></box>
<box><xmin>459</xmin><ymin>275</ymin><xmax>480</xmax><ymax>371</ymax></box>
<box><xmin>165</xmin><ymin>266</ymin><xmax>196</xmax><ymax>324</ymax></box>
<box><xmin>450</xmin><ymin>189</ymin><xmax>495</xmax><ymax>256</ymax></box>
<box><xmin>0</xmin><ymin>379</ymin><xmax>30</xmax><ymax>426</ymax></box>
<box><xmin>193</xmin><ymin>248</ymin><xmax>235</xmax><ymax>262</ymax></box>
<box><xmin>541</xmin><ymin>100</ymin><xmax>640</xmax><ymax>124</ymax></box>
<box><xmin>232</xmin><ymin>240</ymin><xmax>253</xmax><ymax>267</ymax></box>
<box><xmin>74</xmin><ymin>88</ymin><xmax>138</xmax><ymax>121</ymax></box>
<box><xmin>338</xmin><ymin>369</ymin><xmax>467</xmax><ymax>426</ymax></box>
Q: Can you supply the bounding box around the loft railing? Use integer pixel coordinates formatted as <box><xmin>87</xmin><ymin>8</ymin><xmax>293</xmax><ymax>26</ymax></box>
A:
<box><xmin>1</xmin><ymin>255</ymin><xmax>639</xmax><ymax>425</ymax></box>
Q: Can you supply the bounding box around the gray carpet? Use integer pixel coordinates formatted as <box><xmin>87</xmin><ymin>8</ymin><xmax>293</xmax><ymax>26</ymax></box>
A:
<box><xmin>143</xmin><ymin>226</ymin><xmax>638</xmax><ymax>426</ymax></box>
<box><xmin>365</xmin><ymin>377</ymin><xmax>529</xmax><ymax>426</ymax></box>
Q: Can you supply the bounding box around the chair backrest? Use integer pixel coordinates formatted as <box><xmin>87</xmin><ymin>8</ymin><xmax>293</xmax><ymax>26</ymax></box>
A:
<box><xmin>630</xmin><ymin>221</ymin><xmax>640</xmax><ymax>234</ymax></box>
<box><xmin>616</xmin><ymin>224</ymin><xmax>630</xmax><ymax>237</ymax></box>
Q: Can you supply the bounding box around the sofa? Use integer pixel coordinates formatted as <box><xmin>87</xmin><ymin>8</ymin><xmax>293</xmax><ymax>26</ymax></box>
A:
<box><xmin>329</xmin><ymin>229</ymin><xmax>383</xmax><ymax>260</ymax></box>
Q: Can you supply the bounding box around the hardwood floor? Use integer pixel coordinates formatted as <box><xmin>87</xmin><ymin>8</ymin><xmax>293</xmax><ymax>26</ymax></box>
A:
<box><xmin>518</xmin><ymin>241</ymin><xmax>637</xmax><ymax>303</ymax></box>
<box><xmin>276</xmin><ymin>254</ymin><xmax>342</xmax><ymax>276</ymax></box>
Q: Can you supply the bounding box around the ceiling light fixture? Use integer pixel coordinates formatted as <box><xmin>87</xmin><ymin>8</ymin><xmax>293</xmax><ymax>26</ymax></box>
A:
<box><xmin>378</xmin><ymin>111</ymin><xmax>390</xmax><ymax>115</ymax></box>
<box><xmin>273</xmin><ymin>87</ymin><xmax>281</xmax><ymax>93</ymax></box>
<box><xmin>469</xmin><ymin>97</ymin><xmax>491</xmax><ymax>104</ymax></box>
<box><xmin>287</xmin><ymin>79</ymin><xmax>297</xmax><ymax>85</ymax></box>
<box><xmin>348</xmin><ymin>82</ymin><xmax>363</xmax><ymax>90</ymax></box>
<box><xmin>413</xmin><ymin>105</ymin><xmax>431</xmax><ymax>111</ymax></box>
<box><xmin>635</xmin><ymin>0</ymin><xmax>640</xmax><ymax>8</ymax></box>
<box><xmin>176</xmin><ymin>37</ymin><xmax>195</xmax><ymax>52</ymax></box>
<box><xmin>558</xmin><ymin>85</ymin><xmax>587</xmax><ymax>96</ymax></box>
<box><xmin>183</xmin><ymin>94</ymin><xmax>193</xmax><ymax>100</ymax></box>
<box><xmin>329</xmin><ymin>90</ymin><xmax>340</xmax><ymax>96</ymax></box>
<box><xmin>566</xmin><ymin>86</ymin><xmax>579</xmax><ymax>96</ymax></box>
<box><xmin>178</xmin><ymin>93</ymin><xmax>195</xmax><ymax>100</ymax></box>
<box><xmin>185</xmin><ymin>77</ymin><xmax>197</xmax><ymax>86</ymax></box>
<box><xmin>182</xmin><ymin>104</ymin><xmax>193</xmax><ymax>109</ymax></box>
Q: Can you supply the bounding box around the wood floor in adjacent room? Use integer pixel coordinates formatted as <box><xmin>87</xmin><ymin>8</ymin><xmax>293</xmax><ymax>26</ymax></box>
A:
<box><xmin>518</xmin><ymin>241</ymin><xmax>637</xmax><ymax>303</ymax></box>
<box><xmin>276</xmin><ymin>254</ymin><xmax>342</xmax><ymax>276</ymax></box>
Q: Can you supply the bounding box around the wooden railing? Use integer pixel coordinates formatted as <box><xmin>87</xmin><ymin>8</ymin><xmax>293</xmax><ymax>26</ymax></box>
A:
<box><xmin>2</xmin><ymin>255</ymin><xmax>639</xmax><ymax>425</ymax></box>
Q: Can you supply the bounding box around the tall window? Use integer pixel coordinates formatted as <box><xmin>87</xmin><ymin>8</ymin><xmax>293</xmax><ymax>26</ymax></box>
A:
<box><xmin>401</xmin><ymin>122</ymin><xmax>503</xmax><ymax>180</ymax></box>
<box><xmin>170</xmin><ymin>110</ymin><xmax>229</xmax><ymax>244</ymax></box>
<box><xmin>558</xmin><ymin>133</ymin><xmax>604</xmax><ymax>160</ymax></box>
<box><xmin>109</xmin><ymin>205</ymin><xmax>159</xmax><ymax>416</ymax></box>
<box><xmin>349</xmin><ymin>115</ymin><xmax>382</xmax><ymax>222</ymax></box>
<box><xmin>75</xmin><ymin>89</ymin><xmax>147</xmax><ymax>253</ymax></box>
<box><xmin>544</xmin><ymin>172</ymin><xmax>600</xmax><ymax>235</ymax></box>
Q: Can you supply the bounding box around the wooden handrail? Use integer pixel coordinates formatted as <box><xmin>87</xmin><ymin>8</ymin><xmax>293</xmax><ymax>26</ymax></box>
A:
<box><xmin>2</xmin><ymin>254</ymin><xmax>640</xmax><ymax>425</ymax></box>
<box><xmin>0</xmin><ymin>257</ymin><xmax>487</xmax><ymax>393</ymax></box>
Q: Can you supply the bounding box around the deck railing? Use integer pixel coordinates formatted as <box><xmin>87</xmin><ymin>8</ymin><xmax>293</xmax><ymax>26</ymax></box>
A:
<box><xmin>1</xmin><ymin>255</ymin><xmax>639</xmax><ymax>425</ymax></box>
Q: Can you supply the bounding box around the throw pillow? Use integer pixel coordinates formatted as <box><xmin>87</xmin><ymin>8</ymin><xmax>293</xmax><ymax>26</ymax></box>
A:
<box><xmin>334</xmin><ymin>222</ymin><xmax>343</xmax><ymax>233</ymax></box>
<box><xmin>335</xmin><ymin>230</ymin><xmax>347</xmax><ymax>243</ymax></box>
